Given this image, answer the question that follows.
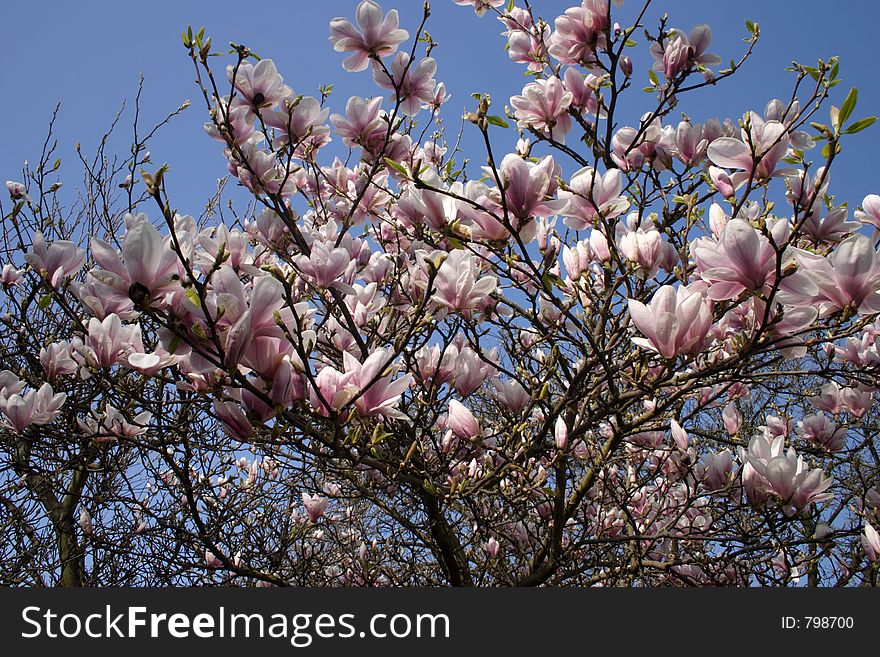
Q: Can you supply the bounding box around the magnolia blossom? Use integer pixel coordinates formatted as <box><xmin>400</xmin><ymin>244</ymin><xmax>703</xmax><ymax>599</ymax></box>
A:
<box><xmin>341</xmin><ymin>348</ymin><xmax>413</xmax><ymax>420</ymax></box>
<box><xmin>628</xmin><ymin>285</ymin><xmax>712</xmax><ymax>358</ymax></box>
<box><xmin>481</xmin><ymin>155</ymin><xmax>566</xmax><ymax>239</ymax></box>
<box><xmin>560</xmin><ymin>167</ymin><xmax>630</xmax><ymax>230</ymax></box>
<box><xmin>6</xmin><ymin>180</ymin><xmax>30</xmax><ymax>201</ymax></box>
<box><xmin>799</xmin><ymin>234</ymin><xmax>880</xmax><ymax>315</ymax></box>
<box><xmin>25</xmin><ymin>232</ymin><xmax>85</xmax><ymax>287</ymax></box>
<box><xmin>691</xmin><ymin>218</ymin><xmax>815</xmax><ymax>302</ymax></box>
<box><xmin>372</xmin><ymin>52</ymin><xmax>437</xmax><ymax>116</ymax></box>
<box><xmin>295</xmin><ymin>241</ymin><xmax>352</xmax><ymax>290</ymax></box>
<box><xmin>302</xmin><ymin>493</ymin><xmax>330</xmax><ymax>522</ymax></box>
<box><xmin>510</xmin><ymin>77</ymin><xmax>573</xmax><ymax>143</ymax></box>
<box><xmin>0</xmin><ymin>264</ymin><xmax>22</xmax><ymax>287</ymax></box>
<box><xmin>863</xmin><ymin>523</ymin><xmax>880</xmax><ymax>562</ymax></box>
<box><xmin>722</xmin><ymin>403</ymin><xmax>742</xmax><ymax>436</ymax></box>
<box><xmin>0</xmin><ymin>381</ymin><xmax>66</xmax><ymax>432</ymax></box>
<box><xmin>854</xmin><ymin>194</ymin><xmax>880</xmax><ymax>230</ymax></box>
<box><xmin>548</xmin><ymin>0</ymin><xmax>610</xmax><ymax>66</ymax></box>
<box><xmin>330</xmin><ymin>96</ymin><xmax>387</xmax><ymax>153</ymax></box>
<box><xmin>89</xmin><ymin>215</ymin><xmax>181</xmax><ymax>311</ymax></box>
<box><xmin>453</xmin><ymin>0</ymin><xmax>504</xmax><ymax>16</ymax></box>
<box><xmin>431</xmin><ymin>250</ymin><xmax>497</xmax><ymax>319</ymax></box>
<box><xmin>227</xmin><ymin>59</ymin><xmax>291</xmax><ymax>116</ymax></box>
<box><xmin>796</xmin><ymin>412</ymin><xmax>846</xmax><ymax>452</ymax></box>
<box><xmin>649</xmin><ymin>25</ymin><xmax>721</xmax><ymax>79</ymax></box>
<box><xmin>329</xmin><ymin>0</ymin><xmax>409</xmax><ymax>72</ymax></box>
<box><xmin>707</xmin><ymin>114</ymin><xmax>791</xmax><ymax>186</ymax></box>
<box><xmin>615</xmin><ymin>213</ymin><xmax>678</xmax><ymax>278</ymax></box>
<box><xmin>446</xmin><ymin>399</ymin><xmax>481</xmax><ymax>439</ymax></box>
<box><xmin>740</xmin><ymin>434</ymin><xmax>834</xmax><ymax>515</ymax></box>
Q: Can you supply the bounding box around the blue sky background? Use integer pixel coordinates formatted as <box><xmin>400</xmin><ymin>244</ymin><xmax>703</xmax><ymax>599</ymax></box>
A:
<box><xmin>2</xmin><ymin>0</ymin><xmax>879</xmax><ymax>217</ymax></box>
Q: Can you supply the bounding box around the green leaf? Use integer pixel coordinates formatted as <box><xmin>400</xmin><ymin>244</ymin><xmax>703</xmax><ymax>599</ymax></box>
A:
<box><xmin>648</xmin><ymin>69</ymin><xmax>659</xmax><ymax>86</ymax></box>
<box><xmin>839</xmin><ymin>87</ymin><xmax>857</xmax><ymax>125</ymax></box>
<box><xmin>38</xmin><ymin>294</ymin><xmax>52</xmax><ymax>310</ymax></box>
<box><xmin>844</xmin><ymin>116</ymin><xmax>877</xmax><ymax>134</ymax></box>
<box><xmin>624</xmin><ymin>39</ymin><xmax>637</xmax><ymax>47</ymax></box>
<box><xmin>383</xmin><ymin>158</ymin><xmax>409</xmax><ymax>177</ymax></box>
<box><xmin>486</xmin><ymin>115</ymin><xmax>509</xmax><ymax>129</ymax></box>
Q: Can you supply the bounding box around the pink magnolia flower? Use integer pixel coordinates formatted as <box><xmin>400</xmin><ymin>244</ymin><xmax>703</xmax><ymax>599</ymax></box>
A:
<box><xmin>562</xmin><ymin>239</ymin><xmax>593</xmax><ymax>280</ymax></box>
<box><xmin>342</xmin><ymin>348</ymin><xmax>413</xmax><ymax>420</ymax></box>
<box><xmin>548</xmin><ymin>0</ymin><xmax>610</xmax><ymax>66</ymax></box>
<box><xmin>0</xmin><ymin>264</ymin><xmax>22</xmax><ymax>287</ymax></box>
<box><xmin>449</xmin><ymin>343</ymin><xmax>496</xmax><ymax>396</ymax></box>
<box><xmin>205</xmin><ymin>549</ymin><xmax>223</xmax><ymax>569</ymax></box>
<box><xmin>707</xmin><ymin>115</ymin><xmax>791</xmax><ymax>186</ymax></box>
<box><xmin>295</xmin><ymin>241</ymin><xmax>352</xmax><ymax>291</ymax></box>
<box><xmin>6</xmin><ymin>180</ymin><xmax>30</xmax><ymax>201</ymax></box>
<box><xmin>505</xmin><ymin>20</ymin><xmax>550</xmax><ymax>72</ymax></box>
<box><xmin>799</xmin><ymin>234</ymin><xmax>880</xmax><ymax>315</ymax></box>
<box><xmin>691</xmin><ymin>218</ymin><xmax>816</xmax><ymax>302</ymax></box>
<box><xmin>649</xmin><ymin>25</ymin><xmax>721</xmax><ymax>79</ymax></box>
<box><xmin>722</xmin><ymin>403</ymin><xmax>742</xmax><ymax>436</ymax></box>
<box><xmin>310</xmin><ymin>365</ymin><xmax>358</xmax><ymax>417</ymax></box>
<box><xmin>560</xmin><ymin>167</ymin><xmax>630</xmax><ymax>230</ymax></box>
<box><xmin>491</xmin><ymin>378</ymin><xmax>530</xmax><ymax>414</ymax></box>
<box><xmin>233</xmin><ymin>140</ymin><xmax>303</xmax><ymax>196</ymax></box>
<box><xmin>431</xmin><ymin>250</ymin><xmax>498</xmax><ymax>319</ymax></box>
<box><xmin>799</xmin><ymin>207</ymin><xmax>858</xmax><ymax>246</ymax></box>
<box><xmin>81</xmin><ymin>313</ymin><xmax>142</xmax><ymax>369</ymax></box>
<box><xmin>673</xmin><ymin>121</ymin><xmax>708</xmax><ymax>166</ymax></box>
<box><xmin>863</xmin><ymin>523</ymin><xmax>880</xmax><ymax>562</ymax></box>
<box><xmin>615</xmin><ymin>213</ymin><xmax>678</xmax><ymax>278</ymax></box>
<box><xmin>263</xmin><ymin>95</ymin><xmax>331</xmax><ymax>152</ymax></box>
<box><xmin>840</xmin><ymin>384</ymin><xmax>873</xmax><ymax>419</ymax></box>
<box><xmin>40</xmin><ymin>342</ymin><xmax>78</xmax><ymax>378</ymax></box>
<box><xmin>555</xmin><ymin>417</ymin><xmax>570</xmax><ymax>450</ymax></box>
<box><xmin>563</xmin><ymin>68</ymin><xmax>601</xmax><ymax>115</ymax></box>
<box><xmin>854</xmin><ymin>194</ymin><xmax>880</xmax><ymax>230</ymax></box>
<box><xmin>372</xmin><ymin>52</ymin><xmax>437</xmax><ymax>116</ymax></box>
<box><xmin>709</xmin><ymin>166</ymin><xmax>736</xmax><ymax>199</ymax></box>
<box><xmin>0</xmin><ymin>371</ymin><xmax>25</xmax><ymax>398</ymax></box>
<box><xmin>90</xmin><ymin>215</ymin><xmax>181</xmax><ymax>311</ymax></box>
<box><xmin>481</xmin><ymin>154</ymin><xmax>566</xmax><ymax>239</ymax></box>
<box><xmin>740</xmin><ymin>434</ymin><xmax>834</xmax><ymax>515</ymax></box>
<box><xmin>796</xmin><ymin>412</ymin><xmax>846</xmax><ymax>452</ymax></box>
<box><xmin>700</xmin><ymin>449</ymin><xmax>735</xmax><ymax>491</ymax></box>
<box><xmin>329</xmin><ymin>0</ymin><xmax>409</xmax><ymax>73</ymax></box>
<box><xmin>810</xmin><ymin>382</ymin><xmax>842</xmax><ymax>414</ymax></box>
<box><xmin>330</xmin><ymin>96</ymin><xmax>387</xmax><ymax>153</ymax></box>
<box><xmin>25</xmin><ymin>232</ymin><xmax>86</xmax><ymax>287</ymax></box>
<box><xmin>213</xmin><ymin>399</ymin><xmax>254</xmax><ymax>440</ymax></box>
<box><xmin>510</xmin><ymin>76</ymin><xmax>573</xmax><ymax>143</ymax></box>
<box><xmin>453</xmin><ymin>0</ymin><xmax>504</xmax><ymax>16</ymax></box>
<box><xmin>302</xmin><ymin>493</ymin><xmax>330</xmax><ymax>522</ymax></box>
<box><xmin>627</xmin><ymin>285</ymin><xmax>712</xmax><ymax>358</ymax></box>
<box><xmin>0</xmin><ymin>382</ymin><xmax>66</xmax><ymax>432</ymax></box>
<box><xmin>227</xmin><ymin>59</ymin><xmax>292</xmax><ymax>116</ymax></box>
<box><xmin>446</xmin><ymin>399</ymin><xmax>481</xmax><ymax>440</ymax></box>
<box><xmin>205</xmin><ymin>99</ymin><xmax>254</xmax><ymax>146</ymax></box>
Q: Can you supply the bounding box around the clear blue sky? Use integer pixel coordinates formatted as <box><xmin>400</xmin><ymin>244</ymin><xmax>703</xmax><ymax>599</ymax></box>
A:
<box><xmin>2</xmin><ymin>0</ymin><xmax>879</xmax><ymax>216</ymax></box>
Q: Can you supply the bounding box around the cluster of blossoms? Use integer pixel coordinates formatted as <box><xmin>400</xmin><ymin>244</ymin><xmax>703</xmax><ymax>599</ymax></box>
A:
<box><xmin>1</xmin><ymin>0</ymin><xmax>879</xmax><ymax>587</ymax></box>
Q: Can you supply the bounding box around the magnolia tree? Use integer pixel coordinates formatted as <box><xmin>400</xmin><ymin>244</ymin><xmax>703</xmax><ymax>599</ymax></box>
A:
<box><xmin>2</xmin><ymin>0</ymin><xmax>880</xmax><ymax>587</ymax></box>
